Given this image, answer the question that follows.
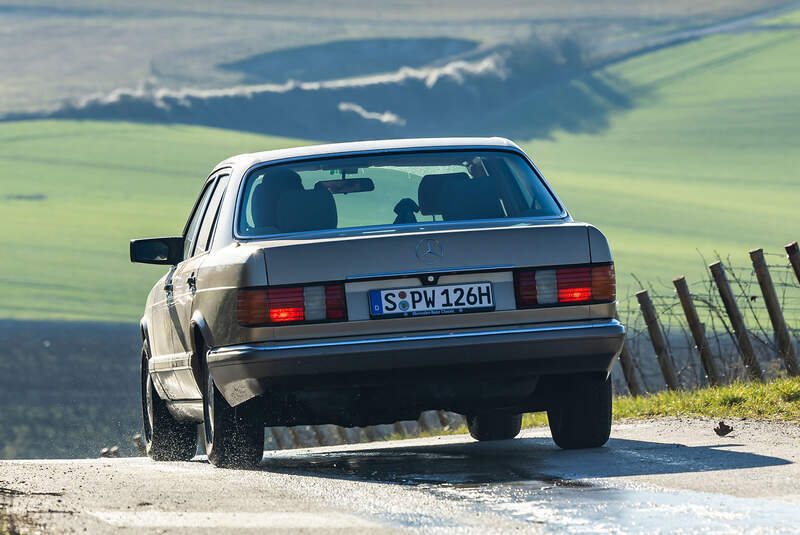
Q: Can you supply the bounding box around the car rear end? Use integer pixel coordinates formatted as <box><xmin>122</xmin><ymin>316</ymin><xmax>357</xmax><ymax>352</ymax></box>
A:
<box><xmin>203</xmin><ymin>142</ymin><xmax>624</xmax><ymax>430</ymax></box>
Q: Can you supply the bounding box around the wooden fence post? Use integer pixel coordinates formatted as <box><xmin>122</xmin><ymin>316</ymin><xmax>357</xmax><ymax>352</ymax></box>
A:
<box><xmin>709</xmin><ymin>261</ymin><xmax>764</xmax><ymax>381</ymax></box>
<box><xmin>617</xmin><ymin>340</ymin><xmax>643</xmax><ymax>396</ymax></box>
<box><xmin>673</xmin><ymin>276</ymin><xmax>721</xmax><ymax>386</ymax></box>
<box><xmin>636</xmin><ymin>290</ymin><xmax>679</xmax><ymax>390</ymax></box>
<box><xmin>750</xmin><ymin>249</ymin><xmax>799</xmax><ymax>376</ymax></box>
<box><xmin>786</xmin><ymin>242</ymin><xmax>800</xmax><ymax>286</ymax></box>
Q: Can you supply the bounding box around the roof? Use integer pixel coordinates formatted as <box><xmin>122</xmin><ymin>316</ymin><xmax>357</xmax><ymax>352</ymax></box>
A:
<box><xmin>216</xmin><ymin>137</ymin><xmax>521</xmax><ymax>171</ymax></box>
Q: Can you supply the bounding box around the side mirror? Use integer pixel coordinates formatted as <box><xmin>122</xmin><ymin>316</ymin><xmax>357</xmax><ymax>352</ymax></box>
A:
<box><xmin>130</xmin><ymin>237</ymin><xmax>183</xmax><ymax>265</ymax></box>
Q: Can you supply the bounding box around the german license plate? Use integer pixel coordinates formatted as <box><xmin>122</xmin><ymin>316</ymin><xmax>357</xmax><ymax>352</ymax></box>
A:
<box><xmin>368</xmin><ymin>282</ymin><xmax>494</xmax><ymax>318</ymax></box>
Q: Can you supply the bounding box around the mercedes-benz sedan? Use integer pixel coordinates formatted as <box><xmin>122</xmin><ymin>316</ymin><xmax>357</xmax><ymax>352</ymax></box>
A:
<box><xmin>131</xmin><ymin>137</ymin><xmax>625</xmax><ymax>467</ymax></box>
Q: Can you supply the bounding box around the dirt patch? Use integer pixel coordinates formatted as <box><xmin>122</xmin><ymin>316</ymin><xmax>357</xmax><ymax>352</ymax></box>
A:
<box><xmin>0</xmin><ymin>319</ymin><xmax>141</xmax><ymax>460</ymax></box>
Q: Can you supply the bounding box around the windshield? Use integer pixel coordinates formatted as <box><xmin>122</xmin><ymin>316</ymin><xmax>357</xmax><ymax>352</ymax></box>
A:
<box><xmin>237</xmin><ymin>149</ymin><xmax>563</xmax><ymax>237</ymax></box>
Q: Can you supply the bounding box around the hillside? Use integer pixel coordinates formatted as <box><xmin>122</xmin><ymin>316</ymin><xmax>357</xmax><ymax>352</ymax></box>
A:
<box><xmin>1</xmin><ymin>12</ymin><xmax>800</xmax><ymax>322</ymax></box>
<box><xmin>0</xmin><ymin>122</ymin><xmax>311</xmax><ymax>321</ymax></box>
<box><xmin>0</xmin><ymin>0</ymin><xmax>784</xmax><ymax>116</ymax></box>
<box><xmin>522</xmin><ymin>23</ymin><xmax>800</xmax><ymax>292</ymax></box>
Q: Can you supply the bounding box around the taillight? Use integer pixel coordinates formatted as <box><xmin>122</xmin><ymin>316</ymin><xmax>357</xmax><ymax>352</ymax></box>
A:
<box><xmin>591</xmin><ymin>264</ymin><xmax>616</xmax><ymax>302</ymax></box>
<box><xmin>557</xmin><ymin>267</ymin><xmax>592</xmax><ymax>303</ymax></box>
<box><xmin>514</xmin><ymin>264</ymin><xmax>615</xmax><ymax>308</ymax></box>
<box><xmin>237</xmin><ymin>284</ymin><xmax>347</xmax><ymax>326</ymax></box>
<box><xmin>267</xmin><ymin>287</ymin><xmax>305</xmax><ymax>323</ymax></box>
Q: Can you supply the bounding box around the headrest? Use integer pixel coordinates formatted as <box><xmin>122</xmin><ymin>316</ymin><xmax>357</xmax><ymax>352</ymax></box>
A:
<box><xmin>441</xmin><ymin>176</ymin><xmax>504</xmax><ymax>221</ymax></box>
<box><xmin>276</xmin><ymin>188</ymin><xmax>338</xmax><ymax>233</ymax></box>
<box><xmin>417</xmin><ymin>172</ymin><xmax>469</xmax><ymax>216</ymax></box>
<box><xmin>249</xmin><ymin>168</ymin><xmax>304</xmax><ymax>228</ymax></box>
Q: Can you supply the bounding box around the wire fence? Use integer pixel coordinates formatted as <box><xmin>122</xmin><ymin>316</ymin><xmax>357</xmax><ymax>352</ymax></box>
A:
<box><xmin>615</xmin><ymin>246</ymin><xmax>800</xmax><ymax>394</ymax></box>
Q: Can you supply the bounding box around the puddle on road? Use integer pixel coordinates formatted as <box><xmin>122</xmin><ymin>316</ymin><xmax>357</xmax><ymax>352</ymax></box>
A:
<box><xmin>430</xmin><ymin>480</ymin><xmax>799</xmax><ymax>534</ymax></box>
<box><xmin>263</xmin><ymin>440</ymin><xmax>798</xmax><ymax>533</ymax></box>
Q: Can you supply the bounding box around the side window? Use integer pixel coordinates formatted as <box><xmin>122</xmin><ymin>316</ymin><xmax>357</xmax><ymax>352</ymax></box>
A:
<box><xmin>194</xmin><ymin>175</ymin><xmax>230</xmax><ymax>256</ymax></box>
<box><xmin>183</xmin><ymin>179</ymin><xmax>217</xmax><ymax>260</ymax></box>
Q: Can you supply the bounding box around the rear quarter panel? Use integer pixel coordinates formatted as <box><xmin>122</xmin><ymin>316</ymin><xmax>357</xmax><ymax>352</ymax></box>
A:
<box><xmin>193</xmin><ymin>243</ymin><xmax>269</xmax><ymax>348</ymax></box>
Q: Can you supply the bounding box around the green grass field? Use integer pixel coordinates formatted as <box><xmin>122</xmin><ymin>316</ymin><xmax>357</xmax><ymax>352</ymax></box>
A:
<box><xmin>522</xmin><ymin>24</ymin><xmax>800</xmax><ymax>293</ymax></box>
<box><xmin>1</xmin><ymin>16</ymin><xmax>799</xmax><ymax>322</ymax></box>
<box><xmin>0</xmin><ymin>122</ymin><xmax>312</xmax><ymax>321</ymax></box>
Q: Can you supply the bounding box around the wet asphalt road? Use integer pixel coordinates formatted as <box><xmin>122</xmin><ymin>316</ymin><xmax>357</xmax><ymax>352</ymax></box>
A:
<box><xmin>2</xmin><ymin>418</ymin><xmax>799</xmax><ymax>534</ymax></box>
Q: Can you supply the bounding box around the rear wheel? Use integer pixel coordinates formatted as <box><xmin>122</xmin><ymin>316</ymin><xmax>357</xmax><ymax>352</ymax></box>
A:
<box><xmin>141</xmin><ymin>343</ymin><xmax>197</xmax><ymax>461</ymax></box>
<box><xmin>201</xmin><ymin>347</ymin><xmax>263</xmax><ymax>468</ymax></box>
<box><xmin>547</xmin><ymin>373</ymin><xmax>612</xmax><ymax>449</ymax></box>
<box><xmin>467</xmin><ymin>413</ymin><xmax>522</xmax><ymax>441</ymax></box>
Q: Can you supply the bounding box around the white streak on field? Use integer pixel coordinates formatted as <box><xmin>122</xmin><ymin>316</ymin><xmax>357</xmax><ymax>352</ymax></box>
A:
<box><xmin>73</xmin><ymin>53</ymin><xmax>507</xmax><ymax>110</ymax></box>
<box><xmin>338</xmin><ymin>102</ymin><xmax>407</xmax><ymax>126</ymax></box>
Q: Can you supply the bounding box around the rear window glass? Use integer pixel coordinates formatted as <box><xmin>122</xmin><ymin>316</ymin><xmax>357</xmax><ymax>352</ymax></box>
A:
<box><xmin>237</xmin><ymin>149</ymin><xmax>562</xmax><ymax>237</ymax></box>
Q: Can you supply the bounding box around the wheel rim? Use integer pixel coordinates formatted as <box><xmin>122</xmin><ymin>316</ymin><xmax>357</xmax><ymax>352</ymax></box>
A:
<box><xmin>141</xmin><ymin>355</ymin><xmax>154</xmax><ymax>443</ymax></box>
<box><xmin>203</xmin><ymin>364</ymin><xmax>215</xmax><ymax>447</ymax></box>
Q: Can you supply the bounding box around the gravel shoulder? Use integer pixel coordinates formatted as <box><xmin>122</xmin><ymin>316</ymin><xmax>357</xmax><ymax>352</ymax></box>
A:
<box><xmin>1</xmin><ymin>418</ymin><xmax>798</xmax><ymax>534</ymax></box>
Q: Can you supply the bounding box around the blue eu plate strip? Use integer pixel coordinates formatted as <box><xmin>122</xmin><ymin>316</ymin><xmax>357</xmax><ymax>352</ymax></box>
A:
<box><xmin>369</xmin><ymin>290</ymin><xmax>383</xmax><ymax>315</ymax></box>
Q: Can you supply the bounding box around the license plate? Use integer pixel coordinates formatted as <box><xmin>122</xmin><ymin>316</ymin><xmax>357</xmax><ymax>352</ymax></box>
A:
<box><xmin>369</xmin><ymin>282</ymin><xmax>494</xmax><ymax>318</ymax></box>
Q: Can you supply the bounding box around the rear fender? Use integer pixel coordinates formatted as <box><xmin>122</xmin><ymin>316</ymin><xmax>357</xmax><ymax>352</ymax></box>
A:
<box><xmin>190</xmin><ymin>311</ymin><xmax>214</xmax><ymax>391</ymax></box>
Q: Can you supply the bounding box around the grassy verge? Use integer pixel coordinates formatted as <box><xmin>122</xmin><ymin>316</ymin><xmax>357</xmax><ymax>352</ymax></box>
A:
<box><xmin>612</xmin><ymin>377</ymin><xmax>800</xmax><ymax>421</ymax></box>
<box><xmin>436</xmin><ymin>378</ymin><xmax>800</xmax><ymax>438</ymax></box>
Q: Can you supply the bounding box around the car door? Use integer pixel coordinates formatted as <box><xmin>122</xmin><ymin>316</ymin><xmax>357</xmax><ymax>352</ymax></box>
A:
<box><xmin>165</xmin><ymin>176</ymin><xmax>218</xmax><ymax>399</ymax></box>
<box><xmin>147</xmin><ymin>266</ymin><xmax>180</xmax><ymax>398</ymax></box>
<box><xmin>169</xmin><ymin>173</ymin><xmax>230</xmax><ymax>399</ymax></box>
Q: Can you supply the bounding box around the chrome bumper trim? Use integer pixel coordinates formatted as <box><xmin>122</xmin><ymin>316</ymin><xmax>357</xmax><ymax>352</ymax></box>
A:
<box><xmin>209</xmin><ymin>319</ymin><xmax>623</xmax><ymax>356</ymax></box>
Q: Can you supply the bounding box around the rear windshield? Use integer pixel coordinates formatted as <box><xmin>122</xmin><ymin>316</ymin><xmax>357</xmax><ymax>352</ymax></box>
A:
<box><xmin>237</xmin><ymin>149</ymin><xmax>563</xmax><ymax>237</ymax></box>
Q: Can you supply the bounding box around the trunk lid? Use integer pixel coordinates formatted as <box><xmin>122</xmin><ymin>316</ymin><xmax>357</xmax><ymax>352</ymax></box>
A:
<box><xmin>259</xmin><ymin>223</ymin><xmax>591</xmax><ymax>285</ymax></box>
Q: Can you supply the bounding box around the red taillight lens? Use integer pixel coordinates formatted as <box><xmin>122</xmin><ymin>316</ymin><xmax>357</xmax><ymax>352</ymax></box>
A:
<box><xmin>325</xmin><ymin>285</ymin><xmax>346</xmax><ymax>320</ymax></box>
<box><xmin>237</xmin><ymin>284</ymin><xmax>347</xmax><ymax>326</ymax></box>
<box><xmin>266</xmin><ymin>287</ymin><xmax>305</xmax><ymax>323</ymax></box>
<box><xmin>557</xmin><ymin>267</ymin><xmax>592</xmax><ymax>303</ymax></box>
<box><xmin>513</xmin><ymin>264</ymin><xmax>615</xmax><ymax>307</ymax></box>
<box><xmin>515</xmin><ymin>271</ymin><xmax>537</xmax><ymax>307</ymax></box>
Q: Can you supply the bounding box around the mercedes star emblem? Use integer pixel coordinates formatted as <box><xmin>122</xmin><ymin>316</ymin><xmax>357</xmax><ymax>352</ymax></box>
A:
<box><xmin>415</xmin><ymin>238</ymin><xmax>444</xmax><ymax>264</ymax></box>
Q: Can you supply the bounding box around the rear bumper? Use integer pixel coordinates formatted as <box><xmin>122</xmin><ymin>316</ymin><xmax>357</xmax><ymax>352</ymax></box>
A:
<box><xmin>208</xmin><ymin>319</ymin><xmax>625</xmax><ymax>406</ymax></box>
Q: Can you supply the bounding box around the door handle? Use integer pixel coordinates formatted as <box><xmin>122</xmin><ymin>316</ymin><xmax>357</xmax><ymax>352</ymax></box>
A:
<box><xmin>187</xmin><ymin>276</ymin><xmax>196</xmax><ymax>288</ymax></box>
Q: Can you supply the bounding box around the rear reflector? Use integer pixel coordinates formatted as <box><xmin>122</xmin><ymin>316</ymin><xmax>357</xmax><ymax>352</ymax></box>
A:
<box><xmin>514</xmin><ymin>264</ymin><xmax>615</xmax><ymax>308</ymax></box>
<box><xmin>325</xmin><ymin>285</ymin><xmax>347</xmax><ymax>320</ymax></box>
<box><xmin>515</xmin><ymin>271</ymin><xmax>537</xmax><ymax>307</ymax></box>
<box><xmin>237</xmin><ymin>284</ymin><xmax>347</xmax><ymax>326</ymax></box>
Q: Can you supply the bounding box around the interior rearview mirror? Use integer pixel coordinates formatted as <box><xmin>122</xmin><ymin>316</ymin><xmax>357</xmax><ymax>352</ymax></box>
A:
<box><xmin>315</xmin><ymin>177</ymin><xmax>375</xmax><ymax>194</ymax></box>
<box><xmin>130</xmin><ymin>237</ymin><xmax>183</xmax><ymax>265</ymax></box>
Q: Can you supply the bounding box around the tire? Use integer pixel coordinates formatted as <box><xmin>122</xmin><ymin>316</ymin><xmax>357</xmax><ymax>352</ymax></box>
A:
<box><xmin>201</xmin><ymin>347</ymin><xmax>263</xmax><ymax>468</ymax></box>
<box><xmin>141</xmin><ymin>343</ymin><xmax>197</xmax><ymax>461</ymax></box>
<box><xmin>547</xmin><ymin>372</ymin><xmax>612</xmax><ymax>449</ymax></box>
<box><xmin>467</xmin><ymin>413</ymin><xmax>522</xmax><ymax>441</ymax></box>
